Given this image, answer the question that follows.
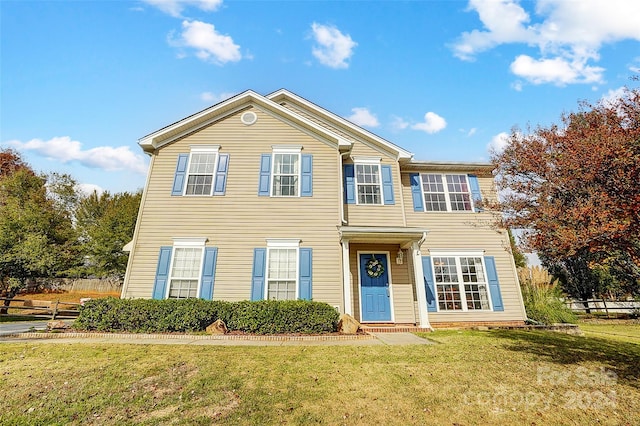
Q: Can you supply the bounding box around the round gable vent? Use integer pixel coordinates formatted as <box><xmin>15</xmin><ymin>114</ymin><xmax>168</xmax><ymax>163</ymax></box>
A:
<box><xmin>241</xmin><ymin>111</ymin><xmax>257</xmax><ymax>125</ymax></box>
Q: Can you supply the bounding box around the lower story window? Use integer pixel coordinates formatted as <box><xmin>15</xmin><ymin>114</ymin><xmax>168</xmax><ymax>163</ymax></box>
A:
<box><xmin>267</xmin><ymin>247</ymin><xmax>297</xmax><ymax>300</ymax></box>
<box><xmin>169</xmin><ymin>247</ymin><xmax>203</xmax><ymax>299</ymax></box>
<box><xmin>433</xmin><ymin>256</ymin><xmax>490</xmax><ymax>311</ymax></box>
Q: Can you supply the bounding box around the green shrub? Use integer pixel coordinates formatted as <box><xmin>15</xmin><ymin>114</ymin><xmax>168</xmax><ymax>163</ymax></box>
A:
<box><xmin>74</xmin><ymin>298</ymin><xmax>339</xmax><ymax>334</ymax></box>
<box><xmin>520</xmin><ymin>280</ymin><xmax>577</xmax><ymax>325</ymax></box>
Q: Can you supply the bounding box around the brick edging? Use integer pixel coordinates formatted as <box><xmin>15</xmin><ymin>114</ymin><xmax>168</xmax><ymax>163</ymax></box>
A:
<box><xmin>3</xmin><ymin>331</ymin><xmax>375</xmax><ymax>341</ymax></box>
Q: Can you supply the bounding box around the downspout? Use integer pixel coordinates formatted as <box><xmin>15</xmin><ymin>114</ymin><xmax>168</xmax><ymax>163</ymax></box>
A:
<box><xmin>339</xmin><ymin>151</ymin><xmax>350</xmax><ymax>224</ymax></box>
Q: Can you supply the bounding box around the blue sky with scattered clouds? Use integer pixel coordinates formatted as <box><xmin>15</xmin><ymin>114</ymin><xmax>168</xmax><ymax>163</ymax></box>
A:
<box><xmin>2</xmin><ymin>0</ymin><xmax>639</xmax><ymax>194</ymax></box>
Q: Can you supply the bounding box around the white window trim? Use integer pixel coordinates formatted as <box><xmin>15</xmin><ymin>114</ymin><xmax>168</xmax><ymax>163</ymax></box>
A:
<box><xmin>429</xmin><ymin>252</ymin><xmax>493</xmax><ymax>312</ymax></box>
<box><xmin>165</xmin><ymin>238</ymin><xmax>207</xmax><ymax>299</ymax></box>
<box><xmin>270</xmin><ymin>147</ymin><xmax>302</xmax><ymax>198</ymax></box>
<box><xmin>353</xmin><ymin>159</ymin><xmax>383</xmax><ymax>206</ymax></box>
<box><xmin>183</xmin><ymin>145</ymin><xmax>220</xmax><ymax>196</ymax></box>
<box><xmin>265</xmin><ymin>239</ymin><xmax>300</xmax><ymax>300</ymax></box>
<box><xmin>420</xmin><ymin>173</ymin><xmax>473</xmax><ymax>212</ymax></box>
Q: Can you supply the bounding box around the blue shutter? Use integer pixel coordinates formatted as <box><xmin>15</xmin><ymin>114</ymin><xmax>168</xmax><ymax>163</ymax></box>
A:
<box><xmin>199</xmin><ymin>247</ymin><xmax>218</xmax><ymax>300</ymax></box>
<box><xmin>152</xmin><ymin>247</ymin><xmax>172</xmax><ymax>299</ymax></box>
<box><xmin>381</xmin><ymin>165</ymin><xmax>395</xmax><ymax>205</ymax></box>
<box><xmin>410</xmin><ymin>173</ymin><xmax>424</xmax><ymax>212</ymax></box>
<box><xmin>213</xmin><ymin>154</ymin><xmax>229</xmax><ymax>196</ymax></box>
<box><xmin>485</xmin><ymin>256</ymin><xmax>504</xmax><ymax>311</ymax></box>
<box><xmin>258</xmin><ymin>154</ymin><xmax>271</xmax><ymax>196</ymax></box>
<box><xmin>171</xmin><ymin>154</ymin><xmax>189</xmax><ymax>196</ymax></box>
<box><xmin>251</xmin><ymin>248</ymin><xmax>267</xmax><ymax>301</ymax></box>
<box><xmin>298</xmin><ymin>248</ymin><xmax>312</xmax><ymax>300</ymax></box>
<box><xmin>343</xmin><ymin>164</ymin><xmax>355</xmax><ymax>204</ymax></box>
<box><xmin>468</xmin><ymin>174</ymin><xmax>483</xmax><ymax>212</ymax></box>
<box><xmin>422</xmin><ymin>256</ymin><xmax>437</xmax><ymax>312</ymax></box>
<box><xmin>301</xmin><ymin>154</ymin><xmax>313</xmax><ymax>197</ymax></box>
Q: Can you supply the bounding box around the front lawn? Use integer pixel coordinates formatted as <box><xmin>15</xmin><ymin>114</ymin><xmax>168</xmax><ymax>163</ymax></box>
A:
<box><xmin>0</xmin><ymin>323</ymin><xmax>638</xmax><ymax>425</ymax></box>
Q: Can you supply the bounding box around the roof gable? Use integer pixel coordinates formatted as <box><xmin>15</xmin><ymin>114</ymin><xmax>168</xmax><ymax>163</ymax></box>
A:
<box><xmin>139</xmin><ymin>89</ymin><xmax>415</xmax><ymax>162</ymax></box>
<box><xmin>138</xmin><ymin>90</ymin><xmax>353</xmax><ymax>154</ymax></box>
<box><xmin>267</xmin><ymin>89</ymin><xmax>413</xmax><ymax>161</ymax></box>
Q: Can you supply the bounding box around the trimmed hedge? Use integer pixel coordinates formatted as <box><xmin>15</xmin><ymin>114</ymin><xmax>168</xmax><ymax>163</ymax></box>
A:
<box><xmin>74</xmin><ymin>298</ymin><xmax>339</xmax><ymax>334</ymax></box>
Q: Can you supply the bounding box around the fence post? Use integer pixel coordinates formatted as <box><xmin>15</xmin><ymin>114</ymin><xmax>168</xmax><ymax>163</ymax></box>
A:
<box><xmin>51</xmin><ymin>300</ymin><xmax>59</xmax><ymax>320</ymax></box>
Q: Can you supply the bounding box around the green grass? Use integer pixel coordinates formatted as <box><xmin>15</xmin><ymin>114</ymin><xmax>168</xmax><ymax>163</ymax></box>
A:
<box><xmin>0</xmin><ymin>324</ymin><xmax>638</xmax><ymax>425</ymax></box>
<box><xmin>579</xmin><ymin>321</ymin><xmax>640</xmax><ymax>345</ymax></box>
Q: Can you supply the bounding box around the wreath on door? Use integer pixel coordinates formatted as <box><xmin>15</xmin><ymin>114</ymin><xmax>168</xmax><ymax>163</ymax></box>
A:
<box><xmin>365</xmin><ymin>255</ymin><xmax>385</xmax><ymax>278</ymax></box>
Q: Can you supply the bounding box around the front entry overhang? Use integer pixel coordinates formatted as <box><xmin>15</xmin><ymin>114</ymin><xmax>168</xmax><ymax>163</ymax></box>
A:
<box><xmin>338</xmin><ymin>226</ymin><xmax>432</xmax><ymax>329</ymax></box>
<box><xmin>338</xmin><ymin>226</ymin><xmax>428</xmax><ymax>247</ymax></box>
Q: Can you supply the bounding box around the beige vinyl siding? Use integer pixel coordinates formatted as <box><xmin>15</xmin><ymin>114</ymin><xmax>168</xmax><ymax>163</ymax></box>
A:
<box><xmin>348</xmin><ymin>244</ymin><xmax>417</xmax><ymax>324</ymax></box>
<box><xmin>343</xmin><ymin>142</ymin><xmax>406</xmax><ymax>226</ymax></box>
<box><xmin>280</xmin><ymin>102</ymin><xmax>357</xmax><ymax>144</ymax></box>
<box><xmin>124</xmin><ymin>107</ymin><xmax>343</xmax><ymax>308</ymax></box>
<box><xmin>401</xmin><ymin>172</ymin><xmax>526</xmax><ymax>322</ymax></box>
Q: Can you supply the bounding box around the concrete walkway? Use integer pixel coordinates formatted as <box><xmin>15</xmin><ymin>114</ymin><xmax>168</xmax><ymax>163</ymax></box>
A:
<box><xmin>0</xmin><ymin>322</ymin><xmax>434</xmax><ymax>346</ymax></box>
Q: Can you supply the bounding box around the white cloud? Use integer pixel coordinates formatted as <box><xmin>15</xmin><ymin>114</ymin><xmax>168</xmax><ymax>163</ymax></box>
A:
<box><xmin>347</xmin><ymin>107</ymin><xmax>379</xmax><ymax>127</ymax></box>
<box><xmin>487</xmin><ymin>132</ymin><xmax>510</xmax><ymax>154</ymax></box>
<box><xmin>310</xmin><ymin>23</ymin><xmax>357</xmax><ymax>69</ymax></box>
<box><xmin>467</xmin><ymin>128</ymin><xmax>477</xmax><ymax>137</ymax></box>
<box><xmin>510</xmin><ymin>55</ymin><xmax>604</xmax><ymax>85</ymax></box>
<box><xmin>411</xmin><ymin>112</ymin><xmax>447</xmax><ymax>134</ymax></box>
<box><xmin>601</xmin><ymin>86</ymin><xmax>627</xmax><ymax>107</ymax></box>
<box><xmin>172</xmin><ymin>20</ymin><xmax>241</xmax><ymax>64</ymax></box>
<box><xmin>200</xmin><ymin>91</ymin><xmax>236</xmax><ymax>103</ymax></box>
<box><xmin>77</xmin><ymin>183</ymin><xmax>105</xmax><ymax>197</ymax></box>
<box><xmin>391</xmin><ymin>116</ymin><xmax>409</xmax><ymax>130</ymax></box>
<box><xmin>453</xmin><ymin>0</ymin><xmax>640</xmax><ymax>86</ymax></box>
<box><xmin>7</xmin><ymin>137</ymin><xmax>148</xmax><ymax>174</ymax></box>
<box><xmin>143</xmin><ymin>0</ymin><xmax>222</xmax><ymax>17</ymax></box>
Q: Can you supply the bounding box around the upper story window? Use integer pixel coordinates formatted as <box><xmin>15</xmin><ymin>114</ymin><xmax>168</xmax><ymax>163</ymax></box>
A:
<box><xmin>418</xmin><ymin>173</ymin><xmax>476</xmax><ymax>212</ymax></box>
<box><xmin>272</xmin><ymin>151</ymin><xmax>300</xmax><ymax>196</ymax></box>
<box><xmin>186</xmin><ymin>151</ymin><xmax>217</xmax><ymax>195</ymax></box>
<box><xmin>422</xmin><ymin>174</ymin><xmax>471</xmax><ymax>211</ymax></box>
<box><xmin>343</xmin><ymin>158</ymin><xmax>396</xmax><ymax>206</ymax></box>
<box><xmin>258</xmin><ymin>146</ymin><xmax>313</xmax><ymax>197</ymax></box>
<box><xmin>172</xmin><ymin>146</ymin><xmax>229</xmax><ymax>197</ymax></box>
<box><xmin>355</xmin><ymin>163</ymin><xmax>382</xmax><ymax>205</ymax></box>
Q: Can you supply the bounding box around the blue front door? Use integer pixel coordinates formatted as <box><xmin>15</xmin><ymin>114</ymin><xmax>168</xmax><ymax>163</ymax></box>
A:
<box><xmin>360</xmin><ymin>254</ymin><xmax>391</xmax><ymax>322</ymax></box>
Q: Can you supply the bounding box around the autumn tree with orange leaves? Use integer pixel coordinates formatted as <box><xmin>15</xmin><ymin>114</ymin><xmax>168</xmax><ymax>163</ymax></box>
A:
<box><xmin>491</xmin><ymin>85</ymin><xmax>640</xmax><ymax>299</ymax></box>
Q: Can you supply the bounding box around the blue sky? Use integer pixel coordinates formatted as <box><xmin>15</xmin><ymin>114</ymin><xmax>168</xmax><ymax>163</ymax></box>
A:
<box><xmin>2</xmin><ymin>0</ymin><xmax>639</xmax><ymax>194</ymax></box>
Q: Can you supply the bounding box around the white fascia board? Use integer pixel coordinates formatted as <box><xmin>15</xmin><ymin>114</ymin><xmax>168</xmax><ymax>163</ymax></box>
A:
<box><xmin>404</xmin><ymin>160</ymin><xmax>494</xmax><ymax>174</ymax></box>
<box><xmin>139</xmin><ymin>90</ymin><xmax>259</xmax><ymax>151</ymax></box>
<box><xmin>339</xmin><ymin>226</ymin><xmax>429</xmax><ymax>235</ymax></box>
<box><xmin>428</xmin><ymin>249</ymin><xmax>486</xmax><ymax>256</ymax></box>
<box><xmin>267</xmin><ymin>89</ymin><xmax>413</xmax><ymax>160</ymax></box>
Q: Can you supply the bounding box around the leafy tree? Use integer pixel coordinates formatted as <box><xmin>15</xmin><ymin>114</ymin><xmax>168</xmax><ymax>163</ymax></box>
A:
<box><xmin>0</xmin><ymin>148</ymin><xmax>30</xmax><ymax>178</ymax></box>
<box><xmin>508</xmin><ymin>229</ymin><xmax>527</xmax><ymax>268</ymax></box>
<box><xmin>0</xmin><ymin>167</ymin><xmax>79</xmax><ymax>308</ymax></box>
<box><xmin>75</xmin><ymin>190</ymin><xmax>142</xmax><ymax>279</ymax></box>
<box><xmin>491</xmin><ymin>85</ymin><xmax>640</xmax><ymax>295</ymax></box>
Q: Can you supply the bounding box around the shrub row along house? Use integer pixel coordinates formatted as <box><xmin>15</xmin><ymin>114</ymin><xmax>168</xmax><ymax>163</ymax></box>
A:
<box><xmin>121</xmin><ymin>89</ymin><xmax>526</xmax><ymax>329</ymax></box>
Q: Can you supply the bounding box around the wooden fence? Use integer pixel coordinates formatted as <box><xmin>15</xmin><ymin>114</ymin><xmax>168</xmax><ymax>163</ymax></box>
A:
<box><xmin>566</xmin><ymin>299</ymin><xmax>640</xmax><ymax>318</ymax></box>
<box><xmin>0</xmin><ymin>298</ymin><xmax>81</xmax><ymax>319</ymax></box>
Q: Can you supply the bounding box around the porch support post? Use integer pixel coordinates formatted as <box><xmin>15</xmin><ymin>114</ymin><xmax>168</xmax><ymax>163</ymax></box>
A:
<box><xmin>412</xmin><ymin>240</ymin><xmax>432</xmax><ymax>329</ymax></box>
<box><xmin>341</xmin><ymin>239</ymin><xmax>353</xmax><ymax>315</ymax></box>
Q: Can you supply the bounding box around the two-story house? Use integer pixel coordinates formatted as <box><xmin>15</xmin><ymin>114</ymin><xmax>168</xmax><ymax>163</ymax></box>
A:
<box><xmin>121</xmin><ymin>89</ymin><xmax>527</xmax><ymax>329</ymax></box>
